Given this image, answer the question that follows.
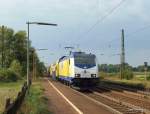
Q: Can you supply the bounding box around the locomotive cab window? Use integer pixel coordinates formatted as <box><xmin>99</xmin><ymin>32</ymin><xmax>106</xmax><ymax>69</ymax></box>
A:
<box><xmin>74</xmin><ymin>54</ymin><xmax>96</xmax><ymax>65</ymax></box>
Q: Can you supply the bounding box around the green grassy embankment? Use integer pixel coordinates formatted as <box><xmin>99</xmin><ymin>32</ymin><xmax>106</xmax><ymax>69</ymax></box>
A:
<box><xmin>18</xmin><ymin>81</ymin><xmax>51</xmax><ymax>114</ymax></box>
<box><xmin>0</xmin><ymin>81</ymin><xmax>23</xmax><ymax>113</ymax></box>
<box><xmin>100</xmin><ymin>72</ymin><xmax>150</xmax><ymax>88</ymax></box>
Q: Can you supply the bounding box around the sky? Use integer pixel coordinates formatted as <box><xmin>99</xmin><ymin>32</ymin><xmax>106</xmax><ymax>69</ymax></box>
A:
<box><xmin>0</xmin><ymin>0</ymin><xmax>150</xmax><ymax>67</ymax></box>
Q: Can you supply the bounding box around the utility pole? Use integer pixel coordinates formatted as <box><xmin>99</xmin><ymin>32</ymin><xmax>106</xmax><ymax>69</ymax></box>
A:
<box><xmin>27</xmin><ymin>22</ymin><xmax>29</xmax><ymax>85</ymax></box>
<box><xmin>120</xmin><ymin>29</ymin><xmax>125</xmax><ymax>79</ymax></box>
<box><xmin>32</xmin><ymin>50</ymin><xmax>36</xmax><ymax>81</ymax></box>
<box><xmin>26</xmin><ymin>22</ymin><xmax>57</xmax><ymax>86</ymax></box>
<box><xmin>1</xmin><ymin>25</ymin><xmax>4</xmax><ymax>68</ymax></box>
<box><xmin>144</xmin><ymin>62</ymin><xmax>148</xmax><ymax>81</ymax></box>
<box><xmin>35</xmin><ymin>59</ymin><xmax>36</xmax><ymax>80</ymax></box>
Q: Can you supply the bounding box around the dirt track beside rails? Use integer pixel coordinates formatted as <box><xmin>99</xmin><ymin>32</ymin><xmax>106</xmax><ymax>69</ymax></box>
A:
<box><xmin>42</xmin><ymin>78</ymin><xmax>113</xmax><ymax>114</ymax></box>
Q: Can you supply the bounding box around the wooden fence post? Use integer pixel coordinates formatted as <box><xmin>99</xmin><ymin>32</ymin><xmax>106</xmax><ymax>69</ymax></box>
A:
<box><xmin>3</xmin><ymin>81</ymin><xmax>29</xmax><ymax>114</ymax></box>
<box><xmin>5</xmin><ymin>98</ymin><xmax>11</xmax><ymax>109</ymax></box>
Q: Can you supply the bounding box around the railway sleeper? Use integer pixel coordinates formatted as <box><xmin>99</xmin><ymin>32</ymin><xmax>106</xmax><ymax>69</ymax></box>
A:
<box><xmin>93</xmin><ymin>91</ymin><xmax>147</xmax><ymax>114</ymax></box>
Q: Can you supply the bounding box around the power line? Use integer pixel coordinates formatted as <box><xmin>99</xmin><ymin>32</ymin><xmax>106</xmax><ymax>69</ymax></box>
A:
<box><xmin>126</xmin><ymin>24</ymin><xmax>150</xmax><ymax>37</ymax></box>
<box><xmin>102</xmin><ymin>24</ymin><xmax>150</xmax><ymax>49</ymax></box>
<box><xmin>78</xmin><ymin>0</ymin><xmax>127</xmax><ymax>39</ymax></box>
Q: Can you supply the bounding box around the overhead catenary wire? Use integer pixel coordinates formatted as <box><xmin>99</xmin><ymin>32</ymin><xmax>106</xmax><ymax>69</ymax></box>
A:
<box><xmin>61</xmin><ymin>1</ymin><xmax>150</xmax><ymax>61</ymax></box>
<box><xmin>74</xmin><ymin>1</ymin><xmax>150</xmax><ymax>65</ymax></box>
<box><xmin>76</xmin><ymin>0</ymin><xmax>150</xmax><ymax>51</ymax></box>
<box><xmin>59</xmin><ymin>0</ymin><xmax>127</xmax><ymax>54</ymax></box>
<box><xmin>95</xmin><ymin>24</ymin><xmax>150</xmax><ymax>61</ymax></box>
<box><xmin>126</xmin><ymin>24</ymin><xmax>150</xmax><ymax>37</ymax></box>
<box><xmin>101</xmin><ymin>24</ymin><xmax>150</xmax><ymax>50</ymax></box>
<box><xmin>77</xmin><ymin>0</ymin><xmax>127</xmax><ymax>40</ymax></box>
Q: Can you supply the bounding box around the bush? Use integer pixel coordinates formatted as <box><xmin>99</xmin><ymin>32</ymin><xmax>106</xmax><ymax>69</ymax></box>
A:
<box><xmin>123</xmin><ymin>69</ymin><xmax>134</xmax><ymax>80</ymax></box>
<box><xmin>9</xmin><ymin>60</ymin><xmax>22</xmax><ymax>78</ymax></box>
<box><xmin>99</xmin><ymin>71</ymin><xmax>107</xmax><ymax>79</ymax></box>
<box><xmin>147</xmin><ymin>74</ymin><xmax>150</xmax><ymax>81</ymax></box>
<box><xmin>0</xmin><ymin>69</ymin><xmax>19</xmax><ymax>82</ymax></box>
<box><xmin>108</xmin><ymin>72</ymin><xmax>119</xmax><ymax>77</ymax></box>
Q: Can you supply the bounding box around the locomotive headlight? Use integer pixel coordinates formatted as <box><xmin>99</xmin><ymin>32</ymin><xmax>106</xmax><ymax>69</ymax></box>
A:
<box><xmin>75</xmin><ymin>74</ymin><xmax>80</xmax><ymax>78</ymax></box>
<box><xmin>91</xmin><ymin>74</ymin><xmax>96</xmax><ymax>77</ymax></box>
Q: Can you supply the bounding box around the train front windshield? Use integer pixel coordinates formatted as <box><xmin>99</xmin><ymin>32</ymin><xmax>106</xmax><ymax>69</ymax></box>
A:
<box><xmin>74</xmin><ymin>54</ymin><xmax>96</xmax><ymax>66</ymax></box>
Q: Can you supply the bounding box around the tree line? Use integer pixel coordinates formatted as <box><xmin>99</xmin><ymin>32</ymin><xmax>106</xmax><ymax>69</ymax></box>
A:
<box><xmin>99</xmin><ymin>63</ymin><xmax>150</xmax><ymax>73</ymax></box>
<box><xmin>0</xmin><ymin>25</ymin><xmax>46</xmax><ymax>82</ymax></box>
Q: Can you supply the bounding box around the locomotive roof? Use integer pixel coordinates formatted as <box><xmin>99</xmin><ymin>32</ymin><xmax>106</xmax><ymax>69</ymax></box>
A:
<box><xmin>58</xmin><ymin>51</ymin><xmax>95</xmax><ymax>62</ymax></box>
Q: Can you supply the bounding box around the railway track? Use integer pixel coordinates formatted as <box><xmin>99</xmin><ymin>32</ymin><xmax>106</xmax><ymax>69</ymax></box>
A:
<box><xmin>98</xmin><ymin>82</ymin><xmax>150</xmax><ymax>103</ymax></box>
<box><xmin>94</xmin><ymin>86</ymin><xmax>150</xmax><ymax>114</ymax></box>
<box><xmin>97</xmin><ymin>84</ymin><xmax>149</xmax><ymax>99</ymax></box>
<box><xmin>53</xmin><ymin>80</ymin><xmax>142</xmax><ymax>114</ymax></box>
<box><xmin>81</xmin><ymin>90</ymin><xmax>143</xmax><ymax>114</ymax></box>
<box><xmin>51</xmin><ymin>79</ymin><xmax>149</xmax><ymax>114</ymax></box>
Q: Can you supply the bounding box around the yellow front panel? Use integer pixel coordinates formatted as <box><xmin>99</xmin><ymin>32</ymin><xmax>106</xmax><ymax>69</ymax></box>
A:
<box><xmin>59</xmin><ymin>59</ymin><xmax>69</xmax><ymax>77</ymax></box>
<box><xmin>69</xmin><ymin>58</ymin><xmax>74</xmax><ymax>76</ymax></box>
<box><xmin>55</xmin><ymin>62</ymin><xmax>59</xmax><ymax>77</ymax></box>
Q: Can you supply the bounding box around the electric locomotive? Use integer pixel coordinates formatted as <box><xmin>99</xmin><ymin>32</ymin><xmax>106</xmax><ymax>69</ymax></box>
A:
<box><xmin>50</xmin><ymin>51</ymin><xmax>99</xmax><ymax>88</ymax></box>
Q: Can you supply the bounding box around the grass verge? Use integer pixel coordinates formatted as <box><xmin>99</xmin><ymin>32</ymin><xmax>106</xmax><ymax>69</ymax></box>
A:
<box><xmin>0</xmin><ymin>81</ymin><xmax>23</xmax><ymax>113</ymax></box>
<box><xmin>18</xmin><ymin>81</ymin><xmax>51</xmax><ymax>114</ymax></box>
<box><xmin>103</xmin><ymin>76</ymin><xmax>150</xmax><ymax>88</ymax></box>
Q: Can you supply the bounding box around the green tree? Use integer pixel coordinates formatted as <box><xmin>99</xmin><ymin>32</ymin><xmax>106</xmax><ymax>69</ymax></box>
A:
<box><xmin>123</xmin><ymin>69</ymin><xmax>134</xmax><ymax>80</ymax></box>
<box><xmin>0</xmin><ymin>25</ymin><xmax>47</xmax><ymax>81</ymax></box>
<box><xmin>9</xmin><ymin>60</ymin><xmax>22</xmax><ymax>78</ymax></box>
<box><xmin>0</xmin><ymin>68</ymin><xmax>18</xmax><ymax>82</ymax></box>
<box><xmin>13</xmin><ymin>31</ymin><xmax>27</xmax><ymax>75</ymax></box>
<box><xmin>0</xmin><ymin>26</ymin><xmax>14</xmax><ymax>68</ymax></box>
